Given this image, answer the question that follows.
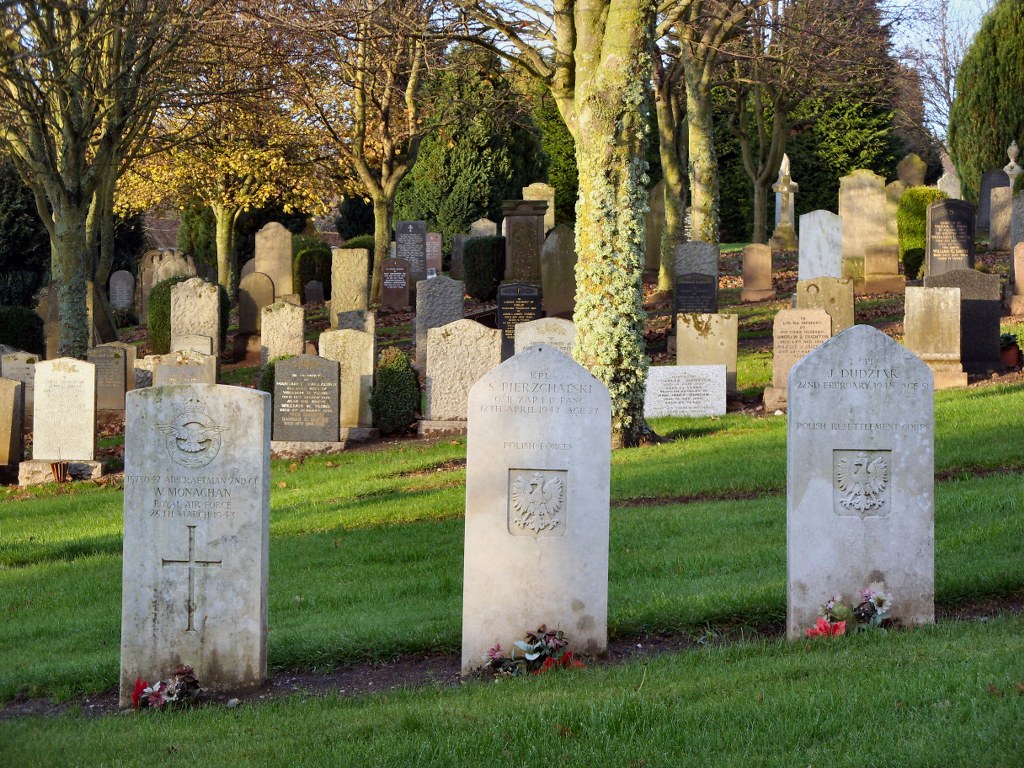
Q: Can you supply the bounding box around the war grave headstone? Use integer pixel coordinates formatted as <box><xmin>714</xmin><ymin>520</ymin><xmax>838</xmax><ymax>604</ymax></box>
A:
<box><xmin>925</xmin><ymin>200</ymin><xmax>974</xmax><ymax>277</ymax></box>
<box><xmin>976</xmin><ymin>168</ymin><xmax>1009</xmax><ymax>233</ymax></box>
<box><xmin>795</xmin><ymin>277</ymin><xmax>855</xmax><ymax>334</ymax></box>
<box><xmin>514</xmin><ymin>318</ymin><xmax>575</xmax><ymax>358</ymax></box>
<box><xmin>87</xmin><ymin>346</ymin><xmax>127</xmax><ymax>412</ymax></box>
<box><xmin>1</xmin><ymin>351</ymin><xmax>37</xmax><ymax>413</ymax></box>
<box><xmin>109</xmin><ymin>270</ymin><xmax>136</xmax><ymax>310</ymax></box>
<box><xmin>497</xmin><ymin>283</ymin><xmax>544</xmax><ymax>360</ymax></box>
<box><xmin>319</xmin><ymin>329</ymin><xmax>376</xmax><ymax>440</ymax></box>
<box><xmin>20</xmin><ymin>358</ymin><xmax>103</xmax><ymax>485</ymax></box>
<box><xmin>675</xmin><ymin>313</ymin><xmax>738</xmax><ymax>392</ymax></box>
<box><xmin>260</xmin><ymin>302</ymin><xmax>305</xmax><ymax>366</ymax></box>
<box><xmin>1011</xmin><ymin>243</ymin><xmax>1024</xmax><ymax>315</ymax></box>
<box><xmin>382</xmin><ymin>258</ymin><xmax>411</xmax><ymax>309</ymax></box>
<box><xmin>904</xmin><ymin>287</ymin><xmax>967</xmax><ymax>388</ymax></box>
<box><xmin>119</xmin><ymin>384</ymin><xmax>270</xmax><ymax>708</ymax></box>
<box><xmin>330</xmin><ymin>248</ymin><xmax>370</xmax><ymax>329</ymax></box>
<box><xmin>502</xmin><ymin>200</ymin><xmax>547</xmax><ymax>282</ymax></box>
<box><xmin>461</xmin><ymin>344</ymin><xmax>611</xmax><ymax>674</ymax></box>
<box><xmin>540</xmin><ymin>224</ymin><xmax>576</xmax><ymax>318</ymax></box>
<box><xmin>254</xmin><ymin>222</ymin><xmax>294</xmax><ymax>300</ymax></box>
<box><xmin>924</xmin><ymin>269</ymin><xmax>1002</xmax><ymax>373</ymax></box>
<box><xmin>862</xmin><ymin>244</ymin><xmax>905</xmax><ymax>294</ymax></box>
<box><xmin>151</xmin><ymin>351</ymin><xmax>218</xmax><ymax>387</ymax></box>
<box><xmin>762</xmin><ymin>308</ymin><xmax>831</xmax><ymax>412</ymax></box>
<box><xmin>644</xmin><ymin>365</ymin><xmax>726</xmax><ymax>418</ymax></box>
<box><xmin>741</xmin><ymin>243</ymin><xmax>774</xmax><ymax>302</ymax></box>
<box><xmin>450</xmin><ymin>234</ymin><xmax>469</xmax><ymax>280</ymax></box>
<box><xmin>137</xmin><ymin>250</ymin><xmax>196</xmax><ymax>318</ymax></box>
<box><xmin>396</xmin><ymin>220</ymin><xmax>427</xmax><ymax>283</ymax></box>
<box><xmin>470</xmin><ymin>218</ymin><xmax>498</xmax><ymax>238</ymax></box>
<box><xmin>271</xmin><ymin>355</ymin><xmax>341</xmax><ymax>445</ymax></box>
<box><xmin>171</xmin><ymin>335</ymin><xmax>214</xmax><ymax>356</ymax></box>
<box><xmin>170</xmin><ymin>278</ymin><xmax>221</xmax><ymax>358</ymax></box>
<box><xmin>421</xmin><ymin>320</ymin><xmax>502</xmax><ymax>436</ymax></box>
<box><xmin>426</xmin><ymin>232</ymin><xmax>443</xmax><ymax>277</ymax></box>
<box><xmin>645</xmin><ymin>178</ymin><xmax>666</xmax><ymax>271</ymax></box>
<box><xmin>0</xmin><ymin>378</ymin><xmax>23</xmax><ymax>467</ymax></box>
<box><xmin>839</xmin><ymin>169</ymin><xmax>888</xmax><ymax>284</ymax></box>
<box><xmin>522</xmin><ymin>182</ymin><xmax>556</xmax><ymax>232</ymax></box>
<box><xmin>238</xmin><ymin>272</ymin><xmax>275</xmax><ymax>335</ymax></box>
<box><xmin>769</xmin><ymin>154</ymin><xmax>798</xmax><ymax>251</ymax></box>
<box><xmin>304</xmin><ymin>280</ymin><xmax>325</xmax><ymax>305</ymax></box>
<box><xmin>990</xmin><ymin>187</ymin><xmax>1012</xmax><ymax>250</ymax></box>
<box><xmin>414</xmin><ymin>276</ymin><xmax>464</xmax><ymax>368</ymax></box>
<box><xmin>798</xmin><ymin>210</ymin><xmax>844</xmax><ymax>282</ymax></box>
<box><xmin>786</xmin><ymin>325</ymin><xmax>934</xmax><ymax>639</ymax></box>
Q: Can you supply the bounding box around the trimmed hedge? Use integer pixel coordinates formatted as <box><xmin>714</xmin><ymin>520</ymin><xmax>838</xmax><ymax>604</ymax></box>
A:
<box><xmin>0</xmin><ymin>305</ymin><xmax>44</xmax><ymax>354</ymax></box>
<box><xmin>897</xmin><ymin>186</ymin><xmax>947</xmax><ymax>280</ymax></box>
<box><xmin>146</xmin><ymin>275</ymin><xmax>190</xmax><ymax>355</ymax></box>
<box><xmin>370</xmin><ymin>346</ymin><xmax>420</xmax><ymax>435</ymax></box>
<box><xmin>463</xmin><ymin>236</ymin><xmax>505</xmax><ymax>301</ymax></box>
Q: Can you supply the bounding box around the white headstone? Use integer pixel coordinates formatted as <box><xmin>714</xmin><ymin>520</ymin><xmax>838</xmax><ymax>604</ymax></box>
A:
<box><xmin>643</xmin><ymin>365</ymin><xmax>726</xmax><ymax>418</ymax></box>
<box><xmin>32</xmin><ymin>358</ymin><xmax>95</xmax><ymax>461</ymax></box>
<box><xmin>1</xmin><ymin>351</ymin><xmax>37</xmax><ymax>412</ymax></box>
<box><xmin>798</xmin><ymin>210</ymin><xmax>843</xmax><ymax>281</ymax></box>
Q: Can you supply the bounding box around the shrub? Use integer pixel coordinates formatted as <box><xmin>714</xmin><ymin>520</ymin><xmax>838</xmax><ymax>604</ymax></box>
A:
<box><xmin>0</xmin><ymin>305</ymin><xmax>44</xmax><ymax>354</ymax></box>
<box><xmin>463</xmin><ymin>236</ymin><xmax>505</xmax><ymax>301</ymax></box>
<box><xmin>370</xmin><ymin>347</ymin><xmax>420</xmax><ymax>435</ymax></box>
<box><xmin>897</xmin><ymin>186</ymin><xmax>947</xmax><ymax>280</ymax></box>
<box><xmin>293</xmin><ymin>241</ymin><xmax>332</xmax><ymax>302</ymax></box>
<box><xmin>258</xmin><ymin>355</ymin><xmax>295</xmax><ymax>406</ymax></box>
<box><xmin>146</xmin><ymin>275</ymin><xmax>191</xmax><ymax>355</ymax></box>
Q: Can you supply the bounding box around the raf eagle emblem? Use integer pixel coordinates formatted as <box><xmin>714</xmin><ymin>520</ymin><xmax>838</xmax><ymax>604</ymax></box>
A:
<box><xmin>510</xmin><ymin>471</ymin><xmax>564</xmax><ymax>534</ymax></box>
<box><xmin>156</xmin><ymin>397</ymin><xmax>228</xmax><ymax>468</ymax></box>
<box><xmin>835</xmin><ymin>451</ymin><xmax>889</xmax><ymax>514</ymax></box>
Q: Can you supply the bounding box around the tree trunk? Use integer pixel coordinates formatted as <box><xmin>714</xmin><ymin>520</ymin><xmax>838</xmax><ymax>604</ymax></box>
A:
<box><xmin>752</xmin><ymin>183</ymin><xmax>768</xmax><ymax>244</ymax></box>
<box><xmin>685</xmin><ymin>75</ymin><xmax>719</xmax><ymax>244</ymax></box>
<box><xmin>95</xmin><ymin>179</ymin><xmax>117</xmax><ymax>289</ymax></box>
<box><xmin>655</xmin><ymin>86</ymin><xmax>688</xmax><ymax>293</ymax></box>
<box><xmin>212</xmin><ymin>204</ymin><xmax>236</xmax><ymax>295</ymax></box>
<box><xmin>370</xmin><ymin>194</ymin><xmax>393</xmax><ymax>306</ymax></box>
<box><xmin>51</xmin><ymin>204</ymin><xmax>91</xmax><ymax>358</ymax></box>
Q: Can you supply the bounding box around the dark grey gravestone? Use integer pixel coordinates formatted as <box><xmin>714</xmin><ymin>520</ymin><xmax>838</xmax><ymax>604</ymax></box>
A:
<box><xmin>925</xmin><ymin>200</ymin><xmax>975</xmax><ymax>277</ymax></box>
<box><xmin>924</xmin><ymin>268</ymin><xmax>1002</xmax><ymax>373</ymax></box>
<box><xmin>674</xmin><ymin>273</ymin><xmax>719</xmax><ymax>315</ymax></box>
<box><xmin>396</xmin><ymin>221</ymin><xmax>427</xmax><ymax>283</ymax></box>
<box><xmin>382</xmin><ymin>258</ymin><xmax>410</xmax><ymax>309</ymax></box>
<box><xmin>496</xmin><ymin>283</ymin><xmax>544</xmax><ymax>360</ymax></box>
<box><xmin>272</xmin><ymin>355</ymin><xmax>340</xmax><ymax>442</ymax></box>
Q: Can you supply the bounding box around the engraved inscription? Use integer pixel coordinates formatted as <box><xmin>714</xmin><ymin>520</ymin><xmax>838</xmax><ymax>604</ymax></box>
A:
<box><xmin>508</xmin><ymin>469</ymin><xmax>566</xmax><ymax>537</ymax></box>
<box><xmin>833</xmin><ymin>450</ymin><xmax>891</xmax><ymax>518</ymax></box>
<box><xmin>161</xmin><ymin>525</ymin><xmax>222</xmax><ymax>632</ymax></box>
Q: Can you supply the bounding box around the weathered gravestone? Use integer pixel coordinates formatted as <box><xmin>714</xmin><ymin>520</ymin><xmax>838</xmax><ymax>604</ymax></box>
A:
<box><xmin>924</xmin><ymin>269</ymin><xmax>1002</xmax><ymax>373</ymax></box>
<box><xmin>238</xmin><ymin>272</ymin><xmax>274</xmax><ymax>335</ymax></box>
<box><xmin>239</xmin><ymin>259</ymin><xmax>256</xmax><ymax>281</ymax></box>
<box><xmin>461</xmin><ymin>345</ymin><xmax>611</xmax><ymax>674</ymax></box>
<box><xmin>799</xmin><ymin>210</ymin><xmax>843</xmax><ymax>281</ymax></box>
<box><xmin>254</xmin><ymin>222</ymin><xmax>294</xmax><ymax>300</ymax></box>
<box><xmin>396</xmin><ymin>220</ymin><xmax>427</xmax><ymax>283</ymax></box>
<box><xmin>522</xmin><ymin>182</ymin><xmax>556</xmax><ymax>232</ymax></box>
<box><xmin>87</xmin><ymin>346</ymin><xmax>128</xmax><ymax>411</ymax></box>
<box><xmin>171</xmin><ymin>278</ymin><xmax>221</xmax><ymax>358</ymax></box>
<box><xmin>99</xmin><ymin>342</ymin><xmax>136</xmax><ymax>394</ymax></box>
<box><xmin>1</xmin><ymin>351</ymin><xmax>36</xmax><ymax>412</ymax></box>
<box><xmin>675</xmin><ymin>313</ymin><xmax>738</xmax><ymax>392</ymax></box>
<box><xmin>762</xmin><ymin>308</ymin><xmax>831</xmax><ymax>411</ymax></box>
<box><xmin>976</xmin><ymin>168</ymin><xmax>1009</xmax><ymax>233</ymax></box>
<box><xmin>426</xmin><ymin>233</ymin><xmax>443</xmax><ymax>277</ymax></box>
<box><xmin>151</xmin><ymin>351</ymin><xmax>217</xmax><ymax>387</ymax></box>
<box><xmin>497</xmin><ymin>283</ymin><xmax>544</xmax><ymax>360</ymax></box>
<box><xmin>502</xmin><ymin>200</ymin><xmax>547</xmax><ymax>282</ymax></box>
<box><xmin>272</xmin><ymin>356</ymin><xmax>340</xmax><ymax>442</ymax></box>
<box><xmin>514</xmin><ymin>318</ymin><xmax>575</xmax><ymax>357</ymax></box>
<box><xmin>786</xmin><ymin>325</ymin><xmax>934</xmax><ymax>639</ymax></box>
<box><xmin>925</xmin><ymin>200</ymin><xmax>975</xmax><ymax>277</ymax></box>
<box><xmin>741</xmin><ymin>243</ymin><xmax>774</xmax><ymax>302</ymax></box>
<box><xmin>862</xmin><ymin>244</ymin><xmax>905</xmax><ymax>294</ymax></box>
<box><xmin>414</xmin><ymin>276</ymin><xmax>464</xmax><ymax>368</ymax></box>
<box><xmin>381</xmin><ymin>258</ymin><xmax>410</xmax><ymax>309</ymax></box>
<box><xmin>643</xmin><ymin>365</ymin><xmax>726</xmax><ymax>418</ymax></box>
<box><xmin>119</xmin><ymin>384</ymin><xmax>270</xmax><ymax>708</ymax></box>
<box><xmin>795</xmin><ymin>277</ymin><xmax>855</xmax><ymax>334</ymax></box>
<box><xmin>903</xmin><ymin>287</ymin><xmax>967</xmax><ymax>388</ymax></box>
<box><xmin>937</xmin><ymin>171</ymin><xmax>961</xmax><ymax>200</ymax></box>
<box><xmin>990</xmin><ymin>187</ymin><xmax>1012</xmax><ymax>250</ymax></box>
<box><xmin>0</xmin><ymin>378</ymin><xmax>23</xmax><ymax>466</ymax></box>
<box><xmin>304</xmin><ymin>280</ymin><xmax>325</xmax><ymax>305</ymax></box>
<box><xmin>330</xmin><ymin>248</ymin><xmax>369</xmax><ymax>329</ymax></box>
<box><xmin>422</xmin><ymin>320</ymin><xmax>502</xmax><ymax>434</ymax></box>
<box><xmin>319</xmin><ymin>329</ymin><xmax>375</xmax><ymax>432</ymax></box>
<box><xmin>260</xmin><ymin>302</ymin><xmax>305</xmax><ymax>366</ymax></box>
<box><xmin>469</xmin><ymin>218</ymin><xmax>497</xmax><ymax>238</ymax></box>
<box><xmin>674</xmin><ymin>241</ymin><xmax>719</xmax><ymax>315</ymax></box>
<box><xmin>540</xmin><ymin>224</ymin><xmax>576</xmax><ymax>318</ymax></box>
<box><xmin>839</xmin><ymin>169</ymin><xmax>888</xmax><ymax>283</ymax></box>
<box><xmin>137</xmin><ymin>250</ymin><xmax>196</xmax><ymax>318</ymax></box>
<box><xmin>109</xmin><ymin>270</ymin><xmax>136</xmax><ymax>310</ymax></box>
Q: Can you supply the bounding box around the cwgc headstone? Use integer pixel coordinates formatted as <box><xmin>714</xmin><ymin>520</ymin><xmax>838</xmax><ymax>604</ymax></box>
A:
<box><xmin>762</xmin><ymin>308</ymin><xmax>831</xmax><ymax>411</ymax></box>
<box><xmin>118</xmin><ymin>384</ymin><xmax>270</xmax><ymax>708</ymax></box>
<box><xmin>426</xmin><ymin>233</ymin><xmax>443</xmax><ymax>277</ymax></box>
<box><xmin>798</xmin><ymin>210</ymin><xmax>844</xmax><ymax>281</ymax></box>
<box><xmin>100</xmin><ymin>341</ymin><xmax>136</xmax><ymax>393</ymax></box>
<box><xmin>990</xmin><ymin>187</ymin><xmax>1012</xmax><ymax>250</ymax></box>
<box><xmin>304</xmin><ymin>280</ymin><xmax>324</xmax><ymax>305</ymax></box>
<box><xmin>32</xmin><ymin>358</ymin><xmax>95</xmax><ymax>460</ymax></box>
<box><xmin>675</xmin><ymin>313</ymin><xmax>738</xmax><ymax>392</ymax></box>
<box><xmin>540</xmin><ymin>224</ymin><xmax>576</xmax><ymax>318</ymax></box>
<box><xmin>151</xmin><ymin>351</ymin><xmax>217</xmax><ymax>387</ymax></box>
<box><xmin>839</xmin><ymin>169</ymin><xmax>888</xmax><ymax>283</ymax></box>
<box><xmin>171</xmin><ymin>278</ymin><xmax>221</xmax><ymax>358</ymax></box>
<box><xmin>522</xmin><ymin>182</ymin><xmax>556</xmax><ymax>232</ymax></box>
<box><xmin>330</xmin><ymin>248</ymin><xmax>370</xmax><ymax>328</ymax></box>
<box><xmin>320</xmin><ymin>330</ymin><xmax>374</xmax><ymax>429</ymax></box>
<box><xmin>643</xmin><ymin>365</ymin><xmax>726</xmax><ymax>418</ymax></box>
<box><xmin>0</xmin><ymin>378</ymin><xmax>23</xmax><ymax>465</ymax></box>
<box><xmin>645</xmin><ymin>178</ymin><xmax>666</xmax><ymax>271</ymax></box>
<box><xmin>924</xmin><ymin>269</ymin><xmax>1002</xmax><ymax>373</ymax></box>
<box><xmin>461</xmin><ymin>345</ymin><xmax>611</xmax><ymax>674</ymax></box>
<box><xmin>514</xmin><ymin>318</ymin><xmax>575</xmax><ymax>357</ymax></box>
<box><xmin>254</xmin><ymin>222</ymin><xmax>294</xmax><ymax>300</ymax></box>
<box><xmin>396</xmin><ymin>220</ymin><xmax>427</xmax><ymax>282</ymax></box>
<box><xmin>87</xmin><ymin>346</ymin><xmax>127</xmax><ymax>411</ymax></box>
<box><xmin>450</xmin><ymin>234</ymin><xmax>469</xmax><ymax>280</ymax></box>
<box><xmin>260</xmin><ymin>302</ymin><xmax>305</xmax><ymax>366</ymax></box>
<box><xmin>502</xmin><ymin>200</ymin><xmax>547</xmax><ymax>282</ymax></box>
<box><xmin>1</xmin><ymin>351</ymin><xmax>37</xmax><ymax>412</ymax></box>
<box><xmin>238</xmin><ymin>272</ymin><xmax>275</xmax><ymax>335</ymax></box>
<box><xmin>741</xmin><ymin>243</ymin><xmax>774</xmax><ymax>302</ymax></box>
<box><xmin>497</xmin><ymin>283</ymin><xmax>544</xmax><ymax>360</ymax></box>
<box><xmin>272</xmin><ymin>356</ymin><xmax>340</xmax><ymax>442</ymax></box>
<box><xmin>795</xmin><ymin>277</ymin><xmax>855</xmax><ymax>334</ymax></box>
<box><xmin>925</xmin><ymin>200</ymin><xmax>975</xmax><ymax>277</ymax></box>
<box><xmin>171</xmin><ymin>334</ymin><xmax>214</xmax><ymax>356</ymax></box>
<box><xmin>381</xmin><ymin>258</ymin><xmax>411</xmax><ymax>309</ymax></box>
<box><xmin>862</xmin><ymin>244</ymin><xmax>905</xmax><ymax>294</ymax></box>
<box><xmin>109</xmin><ymin>270</ymin><xmax>136</xmax><ymax>310</ymax></box>
<box><xmin>424</xmin><ymin>320</ymin><xmax>502</xmax><ymax>424</ymax></box>
<box><xmin>904</xmin><ymin>287</ymin><xmax>967</xmax><ymax>388</ymax></box>
<box><xmin>239</xmin><ymin>258</ymin><xmax>256</xmax><ymax>281</ymax></box>
<box><xmin>414</xmin><ymin>276</ymin><xmax>464</xmax><ymax>368</ymax></box>
<box><xmin>786</xmin><ymin>325</ymin><xmax>934</xmax><ymax>640</ymax></box>
<box><xmin>470</xmin><ymin>218</ymin><xmax>498</xmax><ymax>238</ymax></box>
<box><xmin>977</xmin><ymin>168</ymin><xmax>1009</xmax><ymax>232</ymax></box>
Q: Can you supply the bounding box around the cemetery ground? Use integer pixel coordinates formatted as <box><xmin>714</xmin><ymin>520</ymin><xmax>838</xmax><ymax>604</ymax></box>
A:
<box><xmin>2</xmin><ymin>250</ymin><xmax>1024</xmax><ymax>764</ymax></box>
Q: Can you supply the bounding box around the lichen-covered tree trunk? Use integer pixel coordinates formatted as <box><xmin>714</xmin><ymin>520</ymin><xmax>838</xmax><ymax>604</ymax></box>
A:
<box><xmin>51</xmin><ymin>203</ymin><xmax>92</xmax><ymax>358</ymax></box>
<box><xmin>685</xmin><ymin>72</ymin><xmax>719</xmax><ymax>244</ymax></box>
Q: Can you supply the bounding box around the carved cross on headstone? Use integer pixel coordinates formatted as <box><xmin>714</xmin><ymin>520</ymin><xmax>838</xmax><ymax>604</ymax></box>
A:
<box><xmin>161</xmin><ymin>525</ymin><xmax>222</xmax><ymax>632</ymax></box>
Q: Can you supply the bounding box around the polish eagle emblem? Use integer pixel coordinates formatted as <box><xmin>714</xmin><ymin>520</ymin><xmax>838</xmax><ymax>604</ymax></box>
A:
<box><xmin>156</xmin><ymin>397</ymin><xmax>228</xmax><ymax>468</ymax></box>
<box><xmin>510</xmin><ymin>471</ymin><xmax>565</xmax><ymax>534</ymax></box>
<box><xmin>835</xmin><ymin>451</ymin><xmax>889</xmax><ymax>514</ymax></box>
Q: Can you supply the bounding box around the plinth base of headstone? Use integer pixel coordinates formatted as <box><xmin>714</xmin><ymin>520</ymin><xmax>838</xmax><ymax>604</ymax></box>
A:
<box><xmin>270</xmin><ymin>440</ymin><xmax>347</xmax><ymax>460</ymax></box>
<box><xmin>417</xmin><ymin>419</ymin><xmax>467</xmax><ymax>437</ymax></box>
<box><xmin>18</xmin><ymin>459</ymin><xmax>104</xmax><ymax>486</ymax></box>
<box><xmin>925</xmin><ymin>362</ymin><xmax>968</xmax><ymax>389</ymax></box>
<box><xmin>762</xmin><ymin>386</ymin><xmax>787</xmax><ymax>412</ymax></box>
<box><xmin>769</xmin><ymin>227</ymin><xmax>797</xmax><ymax>252</ymax></box>
<box><xmin>339</xmin><ymin>427</ymin><xmax>379</xmax><ymax>443</ymax></box>
<box><xmin>1009</xmin><ymin>295</ymin><xmax>1024</xmax><ymax>315</ymax></box>
<box><xmin>741</xmin><ymin>288</ymin><xmax>776</xmax><ymax>302</ymax></box>
<box><xmin>862</xmin><ymin>275</ymin><xmax>905</xmax><ymax>294</ymax></box>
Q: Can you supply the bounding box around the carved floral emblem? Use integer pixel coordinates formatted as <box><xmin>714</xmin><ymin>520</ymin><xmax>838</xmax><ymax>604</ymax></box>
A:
<box><xmin>833</xmin><ymin>450</ymin><xmax>890</xmax><ymax>517</ymax></box>
<box><xmin>509</xmin><ymin>469</ymin><xmax>566</xmax><ymax>537</ymax></box>
<box><xmin>157</xmin><ymin>397</ymin><xmax>228</xmax><ymax>468</ymax></box>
